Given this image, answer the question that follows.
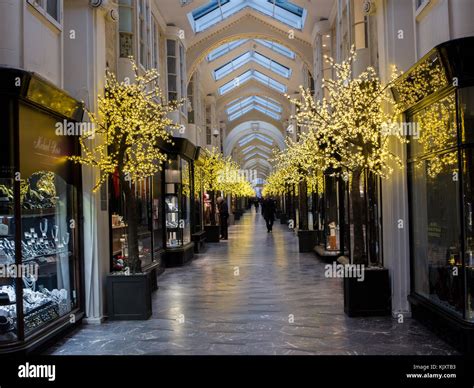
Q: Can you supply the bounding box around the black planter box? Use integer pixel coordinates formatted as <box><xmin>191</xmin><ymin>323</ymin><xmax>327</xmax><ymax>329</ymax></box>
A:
<box><xmin>192</xmin><ymin>230</ymin><xmax>206</xmax><ymax>253</ymax></box>
<box><xmin>234</xmin><ymin>213</ymin><xmax>241</xmax><ymax>221</ymax></box>
<box><xmin>107</xmin><ymin>273</ymin><xmax>152</xmax><ymax>320</ymax></box>
<box><xmin>164</xmin><ymin>242</ymin><xmax>194</xmax><ymax>267</ymax></box>
<box><xmin>297</xmin><ymin>230</ymin><xmax>318</xmax><ymax>252</ymax></box>
<box><xmin>204</xmin><ymin>225</ymin><xmax>220</xmax><ymax>243</ymax></box>
<box><xmin>344</xmin><ymin>267</ymin><xmax>391</xmax><ymax>317</ymax></box>
<box><xmin>280</xmin><ymin>214</ymin><xmax>287</xmax><ymax>224</ymax></box>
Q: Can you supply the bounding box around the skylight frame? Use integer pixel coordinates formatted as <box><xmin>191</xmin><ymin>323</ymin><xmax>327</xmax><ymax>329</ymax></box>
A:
<box><xmin>226</xmin><ymin>96</ymin><xmax>282</xmax><ymax>115</ymax></box>
<box><xmin>214</xmin><ymin>51</ymin><xmax>291</xmax><ymax>81</ymax></box>
<box><xmin>187</xmin><ymin>0</ymin><xmax>307</xmax><ymax>33</ymax></box>
<box><xmin>238</xmin><ymin>132</ymin><xmax>274</xmax><ymax>147</ymax></box>
<box><xmin>218</xmin><ymin>69</ymin><xmax>287</xmax><ymax>95</ymax></box>
<box><xmin>228</xmin><ymin>105</ymin><xmax>281</xmax><ymax>121</ymax></box>
<box><xmin>207</xmin><ymin>39</ymin><xmax>249</xmax><ymax>62</ymax></box>
<box><xmin>254</xmin><ymin>39</ymin><xmax>296</xmax><ymax>59</ymax></box>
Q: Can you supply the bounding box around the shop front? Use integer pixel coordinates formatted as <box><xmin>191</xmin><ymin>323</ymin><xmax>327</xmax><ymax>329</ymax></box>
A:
<box><xmin>162</xmin><ymin>138</ymin><xmax>199</xmax><ymax>267</ymax></box>
<box><xmin>0</xmin><ymin>68</ymin><xmax>84</xmax><ymax>353</ymax></box>
<box><xmin>393</xmin><ymin>37</ymin><xmax>474</xmax><ymax>353</ymax></box>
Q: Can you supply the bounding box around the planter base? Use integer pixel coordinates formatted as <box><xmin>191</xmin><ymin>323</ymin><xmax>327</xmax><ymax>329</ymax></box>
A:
<box><xmin>297</xmin><ymin>230</ymin><xmax>318</xmax><ymax>252</ymax></box>
<box><xmin>107</xmin><ymin>273</ymin><xmax>152</xmax><ymax>320</ymax></box>
<box><xmin>344</xmin><ymin>267</ymin><xmax>391</xmax><ymax>317</ymax></box>
<box><xmin>314</xmin><ymin>245</ymin><xmax>346</xmax><ymax>261</ymax></box>
<box><xmin>192</xmin><ymin>230</ymin><xmax>206</xmax><ymax>253</ymax></box>
<box><xmin>204</xmin><ymin>225</ymin><xmax>220</xmax><ymax>243</ymax></box>
<box><xmin>279</xmin><ymin>214</ymin><xmax>287</xmax><ymax>224</ymax></box>
<box><xmin>164</xmin><ymin>242</ymin><xmax>194</xmax><ymax>267</ymax></box>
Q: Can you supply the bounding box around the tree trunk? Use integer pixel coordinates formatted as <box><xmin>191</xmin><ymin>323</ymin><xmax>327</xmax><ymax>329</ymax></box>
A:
<box><xmin>350</xmin><ymin>168</ymin><xmax>367</xmax><ymax>265</ymax></box>
<box><xmin>299</xmin><ymin>179</ymin><xmax>309</xmax><ymax>230</ymax></box>
<box><xmin>209</xmin><ymin>190</ymin><xmax>216</xmax><ymax>226</ymax></box>
<box><xmin>121</xmin><ymin>179</ymin><xmax>141</xmax><ymax>273</ymax></box>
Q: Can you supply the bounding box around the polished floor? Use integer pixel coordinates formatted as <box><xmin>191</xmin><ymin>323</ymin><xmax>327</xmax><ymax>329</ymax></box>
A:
<box><xmin>47</xmin><ymin>210</ymin><xmax>457</xmax><ymax>355</ymax></box>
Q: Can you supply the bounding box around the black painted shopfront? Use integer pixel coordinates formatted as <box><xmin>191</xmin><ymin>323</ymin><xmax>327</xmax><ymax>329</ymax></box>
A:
<box><xmin>0</xmin><ymin>68</ymin><xmax>84</xmax><ymax>353</ymax></box>
<box><xmin>393</xmin><ymin>37</ymin><xmax>474</xmax><ymax>353</ymax></box>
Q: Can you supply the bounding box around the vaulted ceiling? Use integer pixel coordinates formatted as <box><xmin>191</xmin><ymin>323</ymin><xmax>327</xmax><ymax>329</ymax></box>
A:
<box><xmin>157</xmin><ymin>0</ymin><xmax>334</xmax><ymax>183</ymax></box>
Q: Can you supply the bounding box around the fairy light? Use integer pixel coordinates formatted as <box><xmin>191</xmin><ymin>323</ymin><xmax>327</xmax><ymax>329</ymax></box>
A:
<box><xmin>69</xmin><ymin>57</ymin><xmax>184</xmax><ymax>192</ymax></box>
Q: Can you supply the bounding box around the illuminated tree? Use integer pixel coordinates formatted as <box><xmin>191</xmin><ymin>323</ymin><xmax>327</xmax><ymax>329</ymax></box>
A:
<box><xmin>196</xmin><ymin>147</ymin><xmax>255</xmax><ymax>224</ymax></box>
<box><xmin>70</xmin><ymin>59</ymin><xmax>182</xmax><ymax>273</ymax></box>
<box><xmin>290</xmin><ymin>48</ymin><xmax>405</xmax><ymax>264</ymax></box>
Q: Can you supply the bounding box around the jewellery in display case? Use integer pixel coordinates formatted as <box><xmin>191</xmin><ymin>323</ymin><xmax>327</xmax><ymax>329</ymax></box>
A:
<box><xmin>0</xmin><ymin>239</ymin><xmax>15</xmax><ymax>264</ymax></box>
<box><xmin>39</xmin><ymin>218</ymin><xmax>48</xmax><ymax>238</ymax></box>
<box><xmin>51</xmin><ymin>225</ymin><xmax>59</xmax><ymax>242</ymax></box>
<box><xmin>23</xmin><ymin>275</ymin><xmax>36</xmax><ymax>291</ymax></box>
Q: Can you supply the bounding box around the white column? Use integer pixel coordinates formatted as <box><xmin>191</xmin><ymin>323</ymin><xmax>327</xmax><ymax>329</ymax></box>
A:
<box><xmin>376</xmin><ymin>0</ymin><xmax>416</xmax><ymax>317</ymax></box>
<box><xmin>63</xmin><ymin>0</ymin><xmax>113</xmax><ymax>324</ymax></box>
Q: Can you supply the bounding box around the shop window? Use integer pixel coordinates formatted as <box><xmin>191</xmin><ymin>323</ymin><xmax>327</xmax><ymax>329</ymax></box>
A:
<box><xmin>164</xmin><ymin>156</ymin><xmax>191</xmax><ymax>248</ymax></box>
<box><xmin>408</xmin><ymin>93</ymin><xmax>462</xmax><ymax>316</ymax></box>
<box><xmin>179</xmin><ymin>43</ymin><xmax>187</xmax><ymax>115</ymax></box>
<box><xmin>28</xmin><ymin>0</ymin><xmax>60</xmax><ymax>23</ymax></box>
<box><xmin>187</xmin><ymin>77</ymin><xmax>195</xmax><ymax>124</ymax></box>
<box><xmin>167</xmin><ymin>40</ymin><xmax>178</xmax><ymax>102</ymax></box>
<box><xmin>409</xmin><ymin>152</ymin><xmax>462</xmax><ymax>315</ymax></box>
<box><xmin>152</xmin><ymin>18</ymin><xmax>160</xmax><ymax>70</ymax></box>
<box><xmin>119</xmin><ymin>0</ymin><xmax>134</xmax><ymax>58</ymax></box>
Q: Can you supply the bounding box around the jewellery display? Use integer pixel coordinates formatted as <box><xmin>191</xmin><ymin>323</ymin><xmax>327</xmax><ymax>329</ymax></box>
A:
<box><xmin>0</xmin><ymin>222</ymin><xmax>70</xmax><ymax>263</ymax></box>
<box><xmin>39</xmin><ymin>218</ymin><xmax>48</xmax><ymax>238</ymax></box>
<box><xmin>0</xmin><ymin>286</ymin><xmax>71</xmax><ymax>335</ymax></box>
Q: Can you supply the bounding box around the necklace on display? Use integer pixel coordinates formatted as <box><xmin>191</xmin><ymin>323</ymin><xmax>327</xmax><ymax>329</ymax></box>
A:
<box><xmin>23</xmin><ymin>275</ymin><xmax>36</xmax><ymax>291</ymax></box>
<box><xmin>39</xmin><ymin>218</ymin><xmax>48</xmax><ymax>237</ymax></box>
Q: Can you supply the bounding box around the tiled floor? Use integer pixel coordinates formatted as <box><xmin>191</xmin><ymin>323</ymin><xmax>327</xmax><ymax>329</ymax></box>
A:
<box><xmin>46</xmin><ymin>210</ymin><xmax>458</xmax><ymax>355</ymax></box>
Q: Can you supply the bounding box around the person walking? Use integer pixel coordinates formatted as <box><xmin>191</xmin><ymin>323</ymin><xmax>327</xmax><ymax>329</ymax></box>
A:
<box><xmin>217</xmin><ymin>196</ymin><xmax>229</xmax><ymax>240</ymax></box>
<box><xmin>262</xmin><ymin>197</ymin><xmax>276</xmax><ymax>233</ymax></box>
<box><xmin>254</xmin><ymin>198</ymin><xmax>259</xmax><ymax>213</ymax></box>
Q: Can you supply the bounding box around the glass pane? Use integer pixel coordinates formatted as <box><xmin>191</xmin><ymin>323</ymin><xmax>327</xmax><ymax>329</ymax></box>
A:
<box><xmin>136</xmin><ymin>178</ymin><xmax>152</xmax><ymax>268</ymax></box>
<box><xmin>168</xmin><ymin>74</ymin><xmax>177</xmax><ymax>92</ymax></box>
<box><xmin>460</xmin><ymin>87</ymin><xmax>474</xmax><ymax>144</ymax></box>
<box><xmin>46</xmin><ymin>0</ymin><xmax>59</xmax><ymax>21</ymax></box>
<box><xmin>463</xmin><ymin>149</ymin><xmax>474</xmax><ymax>320</ymax></box>
<box><xmin>167</xmin><ymin>40</ymin><xmax>176</xmax><ymax>57</ymax></box>
<box><xmin>19</xmin><ymin>104</ymin><xmax>80</xmax><ymax>335</ymax></box>
<box><xmin>152</xmin><ymin>173</ymin><xmax>164</xmax><ymax>254</ymax></box>
<box><xmin>0</xmin><ymin>178</ymin><xmax>17</xmax><ymax>342</ymax></box>
<box><xmin>119</xmin><ymin>7</ymin><xmax>133</xmax><ymax>33</ymax></box>
<box><xmin>167</xmin><ymin>57</ymin><xmax>177</xmax><ymax>75</ymax></box>
<box><xmin>181</xmin><ymin>159</ymin><xmax>191</xmax><ymax>244</ymax></box>
<box><xmin>409</xmin><ymin>93</ymin><xmax>457</xmax><ymax>159</ymax></box>
<box><xmin>409</xmin><ymin>152</ymin><xmax>462</xmax><ymax>316</ymax></box>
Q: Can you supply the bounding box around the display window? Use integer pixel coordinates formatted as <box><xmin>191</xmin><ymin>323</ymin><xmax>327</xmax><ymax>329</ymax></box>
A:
<box><xmin>164</xmin><ymin>156</ymin><xmax>191</xmax><ymax>248</ymax></box>
<box><xmin>0</xmin><ymin>100</ymin><xmax>83</xmax><ymax>344</ymax></box>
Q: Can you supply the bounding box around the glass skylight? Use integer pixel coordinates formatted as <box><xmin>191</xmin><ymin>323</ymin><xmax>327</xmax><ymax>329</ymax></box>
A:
<box><xmin>214</xmin><ymin>51</ymin><xmax>291</xmax><ymax>80</ymax></box>
<box><xmin>188</xmin><ymin>0</ymin><xmax>306</xmax><ymax>33</ymax></box>
<box><xmin>254</xmin><ymin>39</ymin><xmax>296</xmax><ymax>59</ymax></box>
<box><xmin>229</xmin><ymin>105</ymin><xmax>281</xmax><ymax>121</ymax></box>
<box><xmin>227</xmin><ymin>96</ymin><xmax>282</xmax><ymax>115</ymax></box>
<box><xmin>238</xmin><ymin>132</ymin><xmax>274</xmax><ymax>147</ymax></box>
<box><xmin>244</xmin><ymin>151</ymin><xmax>270</xmax><ymax>161</ymax></box>
<box><xmin>242</xmin><ymin>144</ymin><xmax>272</xmax><ymax>154</ymax></box>
<box><xmin>218</xmin><ymin>69</ymin><xmax>287</xmax><ymax>95</ymax></box>
<box><xmin>207</xmin><ymin>39</ymin><xmax>249</xmax><ymax>62</ymax></box>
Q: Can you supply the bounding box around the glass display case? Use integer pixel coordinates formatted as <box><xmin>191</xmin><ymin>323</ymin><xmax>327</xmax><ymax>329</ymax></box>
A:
<box><xmin>163</xmin><ymin>151</ymin><xmax>195</xmax><ymax>266</ymax></box>
<box><xmin>392</xmin><ymin>37</ymin><xmax>474</xmax><ymax>352</ymax></box>
<box><xmin>109</xmin><ymin>174</ymin><xmax>164</xmax><ymax>272</ymax></box>
<box><xmin>164</xmin><ymin>156</ymin><xmax>191</xmax><ymax>248</ymax></box>
<box><xmin>0</xmin><ymin>67</ymin><xmax>84</xmax><ymax>352</ymax></box>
